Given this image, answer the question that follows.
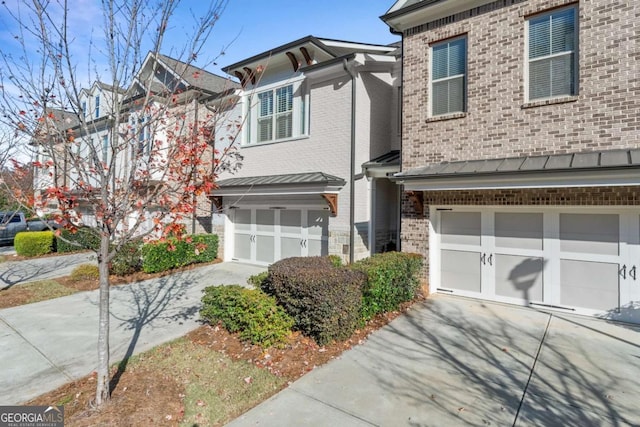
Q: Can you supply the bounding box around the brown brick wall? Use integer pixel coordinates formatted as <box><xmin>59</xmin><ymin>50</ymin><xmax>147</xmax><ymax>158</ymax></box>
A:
<box><xmin>401</xmin><ymin>0</ymin><xmax>640</xmax><ymax>167</ymax></box>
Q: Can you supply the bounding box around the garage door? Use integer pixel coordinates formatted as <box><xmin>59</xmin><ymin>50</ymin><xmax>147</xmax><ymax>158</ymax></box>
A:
<box><xmin>232</xmin><ymin>208</ymin><xmax>329</xmax><ymax>265</ymax></box>
<box><xmin>435</xmin><ymin>208</ymin><xmax>640</xmax><ymax>322</ymax></box>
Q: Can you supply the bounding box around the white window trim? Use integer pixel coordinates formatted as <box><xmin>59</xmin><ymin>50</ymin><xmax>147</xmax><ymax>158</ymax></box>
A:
<box><xmin>524</xmin><ymin>4</ymin><xmax>579</xmax><ymax>103</ymax></box>
<box><xmin>243</xmin><ymin>77</ymin><xmax>309</xmax><ymax>146</ymax></box>
<box><xmin>429</xmin><ymin>35</ymin><xmax>467</xmax><ymax>118</ymax></box>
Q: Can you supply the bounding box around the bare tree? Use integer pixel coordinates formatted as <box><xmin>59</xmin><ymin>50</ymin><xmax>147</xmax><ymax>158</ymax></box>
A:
<box><xmin>0</xmin><ymin>0</ymin><xmax>242</xmax><ymax>405</ymax></box>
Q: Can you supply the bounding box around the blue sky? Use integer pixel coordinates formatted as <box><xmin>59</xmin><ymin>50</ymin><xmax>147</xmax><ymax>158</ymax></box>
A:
<box><xmin>180</xmin><ymin>0</ymin><xmax>400</xmax><ymax>76</ymax></box>
<box><xmin>0</xmin><ymin>0</ymin><xmax>399</xmax><ymax>82</ymax></box>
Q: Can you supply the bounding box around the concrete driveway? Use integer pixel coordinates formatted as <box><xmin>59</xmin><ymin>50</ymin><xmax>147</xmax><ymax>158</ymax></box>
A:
<box><xmin>228</xmin><ymin>295</ymin><xmax>640</xmax><ymax>426</ymax></box>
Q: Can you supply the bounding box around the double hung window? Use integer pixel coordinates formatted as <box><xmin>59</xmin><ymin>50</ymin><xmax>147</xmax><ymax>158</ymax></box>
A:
<box><xmin>245</xmin><ymin>81</ymin><xmax>306</xmax><ymax>145</ymax></box>
<box><xmin>528</xmin><ymin>6</ymin><xmax>577</xmax><ymax>100</ymax></box>
<box><xmin>431</xmin><ymin>37</ymin><xmax>467</xmax><ymax>116</ymax></box>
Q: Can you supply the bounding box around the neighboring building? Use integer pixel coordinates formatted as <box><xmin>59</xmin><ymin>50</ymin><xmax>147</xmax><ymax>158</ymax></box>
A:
<box><xmin>34</xmin><ymin>53</ymin><xmax>239</xmax><ymax>235</ymax></box>
<box><xmin>211</xmin><ymin>36</ymin><xmax>402</xmax><ymax>264</ymax></box>
<box><xmin>383</xmin><ymin>0</ymin><xmax>640</xmax><ymax>323</ymax></box>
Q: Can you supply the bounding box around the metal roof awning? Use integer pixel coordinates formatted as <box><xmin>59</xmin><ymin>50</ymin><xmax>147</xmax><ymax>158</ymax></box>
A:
<box><xmin>362</xmin><ymin>150</ymin><xmax>401</xmax><ymax>178</ymax></box>
<box><xmin>212</xmin><ymin>171</ymin><xmax>346</xmax><ymax>196</ymax></box>
<box><xmin>393</xmin><ymin>149</ymin><xmax>640</xmax><ymax>191</ymax></box>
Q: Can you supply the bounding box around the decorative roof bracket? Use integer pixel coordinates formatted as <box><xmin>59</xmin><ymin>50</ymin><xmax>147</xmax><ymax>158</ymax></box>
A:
<box><xmin>321</xmin><ymin>193</ymin><xmax>338</xmax><ymax>216</ymax></box>
<box><xmin>286</xmin><ymin>52</ymin><xmax>300</xmax><ymax>71</ymax></box>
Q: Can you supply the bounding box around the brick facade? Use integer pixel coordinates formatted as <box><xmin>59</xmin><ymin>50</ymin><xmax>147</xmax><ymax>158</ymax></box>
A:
<box><xmin>398</xmin><ymin>0</ymin><xmax>640</xmax><ymax>281</ymax></box>
<box><xmin>402</xmin><ymin>0</ymin><xmax>639</xmax><ymax>167</ymax></box>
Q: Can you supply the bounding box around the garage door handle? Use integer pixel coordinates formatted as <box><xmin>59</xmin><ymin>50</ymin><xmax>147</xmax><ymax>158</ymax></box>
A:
<box><xmin>630</xmin><ymin>266</ymin><xmax>636</xmax><ymax>281</ymax></box>
<box><xmin>619</xmin><ymin>264</ymin><xmax>626</xmax><ymax>280</ymax></box>
<box><xmin>480</xmin><ymin>253</ymin><xmax>486</xmax><ymax>265</ymax></box>
<box><xmin>487</xmin><ymin>254</ymin><xmax>493</xmax><ymax>266</ymax></box>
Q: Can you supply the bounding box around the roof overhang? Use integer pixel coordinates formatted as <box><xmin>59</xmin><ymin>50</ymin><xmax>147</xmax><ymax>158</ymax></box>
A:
<box><xmin>395</xmin><ymin>168</ymin><xmax>640</xmax><ymax>191</ymax></box>
<box><xmin>363</xmin><ymin>150</ymin><xmax>401</xmax><ymax>178</ymax></box>
<box><xmin>393</xmin><ymin>150</ymin><xmax>640</xmax><ymax>191</ymax></box>
<box><xmin>382</xmin><ymin>0</ymin><xmax>498</xmax><ymax>32</ymax></box>
<box><xmin>212</xmin><ymin>172</ymin><xmax>346</xmax><ymax>197</ymax></box>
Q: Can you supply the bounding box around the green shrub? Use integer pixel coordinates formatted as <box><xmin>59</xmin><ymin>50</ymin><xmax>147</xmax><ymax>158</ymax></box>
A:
<box><xmin>263</xmin><ymin>257</ymin><xmax>366</xmax><ymax>346</ymax></box>
<box><xmin>328</xmin><ymin>254</ymin><xmax>343</xmax><ymax>267</ymax></box>
<box><xmin>56</xmin><ymin>227</ymin><xmax>100</xmax><ymax>253</ymax></box>
<box><xmin>110</xmin><ymin>240</ymin><xmax>143</xmax><ymax>276</ymax></box>
<box><xmin>247</xmin><ymin>271</ymin><xmax>268</xmax><ymax>288</ymax></box>
<box><xmin>15</xmin><ymin>231</ymin><xmax>55</xmax><ymax>257</ymax></box>
<box><xmin>70</xmin><ymin>264</ymin><xmax>99</xmax><ymax>281</ymax></box>
<box><xmin>141</xmin><ymin>234</ymin><xmax>218</xmax><ymax>273</ymax></box>
<box><xmin>201</xmin><ymin>285</ymin><xmax>293</xmax><ymax>348</ymax></box>
<box><xmin>352</xmin><ymin>252</ymin><xmax>423</xmax><ymax>319</ymax></box>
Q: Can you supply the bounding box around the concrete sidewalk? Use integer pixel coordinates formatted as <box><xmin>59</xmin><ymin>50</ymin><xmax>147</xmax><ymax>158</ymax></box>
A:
<box><xmin>0</xmin><ymin>262</ymin><xmax>264</xmax><ymax>404</ymax></box>
<box><xmin>0</xmin><ymin>252</ymin><xmax>96</xmax><ymax>289</ymax></box>
<box><xmin>227</xmin><ymin>295</ymin><xmax>640</xmax><ymax>426</ymax></box>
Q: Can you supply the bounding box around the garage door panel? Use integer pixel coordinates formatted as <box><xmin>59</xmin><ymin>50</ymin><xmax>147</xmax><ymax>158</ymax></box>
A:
<box><xmin>308</xmin><ymin>239</ymin><xmax>328</xmax><ymax>257</ymax></box>
<box><xmin>234</xmin><ymin>234</ymin><xmax>252</xmax><ymax>260</ymax></box>
<box><xmin>560</xmin><ymin>260</ymin><xmax>619</xmax><ymax>311</ymax></box>
<box><xmin>441</xmin><ymin>212</ymin><xmax>481</xmax><ymax>246</ymax></box>
<box><xmin>308</xmin><ymin>210</ymin><xmax>328</xmax><ymax>236</ymax></box>
<box><xmin>560</xmin><ymin>214</ymin><xmax>619</xmax><ymax>256</ymax></box>
<box><xmin>234</xmin><ymin>209</ymin><xmax>251</xmax><ymax>231</ymax></box>
<box><xmin>280</xmin><ymin>210</ymin><xmax>301</xmax><ymax>234</ymax></box>
<box><xmin>495</xmin><ymin>255</ymin><xmax>544</xmax><ymax>301</ymax></box>
<box><xmin>256</xmin><ymin>235</ymin><xmax>275</xmax><ymax>264</ymax></box>
<box><xmin>281</xmin><ymin>236</ymin><xmax>302</xmax><ymax>259</ymax></box>
<box><xmin>441</xmin><ymin>250</ymin><xmax>481</xmax><ymax>293</ymax></box>
<box><xmin>256</xmin><ymin>210</ymin><xmax>275</xmax><ymax>233</ymax></box>
<box><xmin>495</xmin><ymin>213</ymin><xmax>543</xmax><ymax>250</ymax></box>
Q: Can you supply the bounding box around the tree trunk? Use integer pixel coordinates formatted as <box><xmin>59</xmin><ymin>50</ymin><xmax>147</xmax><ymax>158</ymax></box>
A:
<box><xmin>95</xmin><ymin>233</ymin><xmax>111</xmax><ymax>405</ymax></box>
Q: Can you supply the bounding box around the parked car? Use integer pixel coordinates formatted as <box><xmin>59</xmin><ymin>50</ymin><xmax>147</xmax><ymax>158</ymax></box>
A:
<box><xmin>0</xmin><ymin>212</ymin><xmax>59</xmax><ymax>245</ymax></box>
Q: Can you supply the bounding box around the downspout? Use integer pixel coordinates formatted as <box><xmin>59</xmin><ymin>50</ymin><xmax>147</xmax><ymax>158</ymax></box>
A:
<box><xmin>191</xmin><ymin>94</ymin><xmax>199</xmax><ymax>234</ymax></box>
<box><xmin>343</xmin><ymin>58</ymin><xmax>356</xmax><ymax>264</ymax></box>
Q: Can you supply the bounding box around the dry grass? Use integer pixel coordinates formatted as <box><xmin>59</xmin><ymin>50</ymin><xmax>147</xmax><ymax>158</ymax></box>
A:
<box><xmin>0</xmin><ymin>280</ymin><xmax>79</xmax><ymax>309</ymax></box>
<box><xmin>29</xmin><ymin>336</ymin><xmax>286</xmax><ymax>427</ymax></box>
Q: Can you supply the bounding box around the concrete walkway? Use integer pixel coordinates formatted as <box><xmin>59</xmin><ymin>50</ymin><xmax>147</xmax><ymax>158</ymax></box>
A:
<box><xmin>0</xmin><ymin>262</ymin><xmax>264</xmax><ymax>404</ymax></box>
<box><xmin>0</xmin><ymin>252</ymin><xmax>96</xmax><ymax>289</ymax></box>
<box><xmin>228</xmin><ymin>295</ymin><xmax>640</xmax><ymax>426</ymax></box>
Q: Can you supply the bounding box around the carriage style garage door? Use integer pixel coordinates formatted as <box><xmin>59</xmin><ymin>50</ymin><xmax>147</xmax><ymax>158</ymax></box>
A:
<box><xmin>232</xmin><ymin>208</ymin><xmax>329</xmax><ymax>265</ymax></box>
<box><xmin>433</xmin><ymin>207</ymin><xmax>640</xmax><ymax>322</ymax></box>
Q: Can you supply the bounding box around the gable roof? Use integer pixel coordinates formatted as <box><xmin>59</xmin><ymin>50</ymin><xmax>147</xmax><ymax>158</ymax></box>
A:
<box><xmin>222</xmin><ymin>35</ymin><xmax>397</xmax><ymax>82</ymax></box>
<box><xmin>156</xmin><ymin>54</ymin><xmax>235</xmax><ymax>94</ymax></box>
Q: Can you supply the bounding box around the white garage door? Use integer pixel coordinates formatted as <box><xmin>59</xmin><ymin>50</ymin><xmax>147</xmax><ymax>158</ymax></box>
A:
<box><xmin>232</xmin><ymin>208</ymin><xmax>329</xmax><ymax>265</ymax></box>
<box><xmin>434</xmin><ymin>207</ymin><xmax>640</xmax><ymax>322</ymax></box>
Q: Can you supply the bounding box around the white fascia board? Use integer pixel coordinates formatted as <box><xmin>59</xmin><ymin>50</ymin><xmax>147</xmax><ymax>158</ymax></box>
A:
<box><xmin>397</xmin><ymin>169</ymin><xmax>640</xmax><ymax>191</ymax></box>
<box><xmin>365</xmin><ymin>166</ymin><xmax>400</xmax><ymax>179</ymax></box>
<box><xmin>318</xmin><ymin>39</ymin><xmax>396</xmax><ymax>53</ymax></box>
<box><xmin>213</xmin><ymin>185</ymin><xmax>343</xmax><ymax>197</ymax></box>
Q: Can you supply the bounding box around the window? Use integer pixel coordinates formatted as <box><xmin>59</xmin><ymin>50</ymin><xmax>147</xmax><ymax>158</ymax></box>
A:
<box><xmin>131</xmin><ymin>115</ymin><xmax>150</xmax><ymax>155</ymax></box>
<box><xmin>245</xmin><ymin>82</ymin><xmax>306</xmax><ymax>145</ymax></box>
<box><xmin>527</xmin><ymin>6</ymin><xmax>577</xmax><ymax>101</ymax></box>
<box><xmin>94</xmin><ymin>96</ymin><xmax>100</xmax><ymax>118</ymax></box>
<box><xmin>82</xmin><ymin>101</ymin><xmax>87</xmax><ymax>118</ymax></box>
<box><xmin>102</xmin><ymin>135</ymin><xmax>109</xmax><ymax>161</ymax></box>
<box><xmin>431</xmin><ymin>37</ymin><xmax>466</xmax><ymax>116</ymax></box>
